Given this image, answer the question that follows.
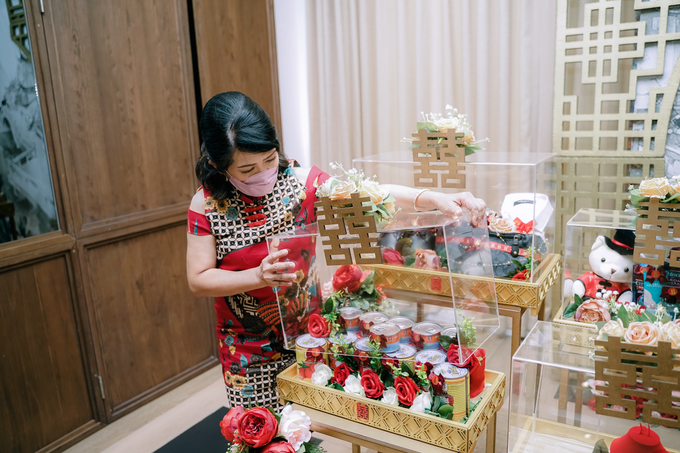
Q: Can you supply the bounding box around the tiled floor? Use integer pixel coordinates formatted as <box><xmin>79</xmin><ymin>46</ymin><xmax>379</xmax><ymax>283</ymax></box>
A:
<box><xmin>64</xmin><ymin>326</ymin><xmax>516</xmax><ymax>453</ymax></box>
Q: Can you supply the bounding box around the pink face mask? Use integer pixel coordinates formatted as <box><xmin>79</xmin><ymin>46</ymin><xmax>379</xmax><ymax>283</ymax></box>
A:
<box><xmin>227</xmin><ymin>166</ymin><xmax>279</xmax><ymax>197</ymax></box>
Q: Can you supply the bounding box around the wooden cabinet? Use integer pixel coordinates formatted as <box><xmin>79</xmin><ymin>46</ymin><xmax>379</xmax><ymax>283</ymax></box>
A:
<box><xmin>0</xmin><ymin>0</ymin><xmax>280</xmax><ymax>451</ymax></box>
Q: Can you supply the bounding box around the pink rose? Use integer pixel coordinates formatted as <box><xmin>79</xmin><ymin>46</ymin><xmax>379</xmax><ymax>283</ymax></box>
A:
<box><xmin>575</xmin><ymin>299</ymin><xmax>611</xmax><ymax>323</ymax></box>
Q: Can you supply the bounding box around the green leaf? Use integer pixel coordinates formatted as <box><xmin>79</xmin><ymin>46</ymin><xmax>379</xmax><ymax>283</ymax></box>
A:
<box><xmin>323</xmin><ymin>298</ymin><xmax>334</xmax><ymax>314</ymax></box>
<box><xmin>401</xmin><ymin>362</ymin><xmax>414</xmax><ymax>378</ymax></box>
<box><xmin>361</xmin><ymin>301</ymin><xmax>370</xmax><ymax>311</ymax></box>
<box><xmin>601</xmin><ymin>333</ymin><xmax>609</xmax><ymax>341</ymax></box>
<box><xmin>440</xmin><ymin>335</ymin><xmax>452</xmax><ymax>350</ymax></box>
<box><xmin>404</xmin><ymin>256</ymin><xmax>416</xmax><ymax>267</ymax></box>
<box><xmin>662</xmin><ymin>192</ymin><xmax>680</xmax><ymax>203</ymax></box>
<box><xmin>328</xmin><ymin>382</ymin><xmax>345</xmax><ymax>391</ymax></box>
<box><xmin>563</xmin><ymin>303</ymin><xmax>579</xmax><ymax>319</ymax></box>
<box><xmin>629</xmin><ymin>189</ymin><xmax>646</xmax><ymax>209</ymax></box>
<box><xmin>617</xmin><ymin>305</ymin><xmax>630</xmax><ymax>328</ymax></box>
<box><xmin>297</xmin><ymin>444</ymin><xmax>306</xmax><ymax>453</ymax></box>
<box><xmin>511</xmin><ymin>259</ymin><xmax>524</xmax><ymax>271</ymax></box>
<box><xmin>364</xmin><ymin>270</ymin><xmax>375</xmax><ymax>285</ymax></box>
<box><xmin>574</xmin><ymin>294</ymin><xmax>583</xmax><ymax>306</ymax></box>
<box><xmin>595</xmin><ymin>321</ymin><xmax>606</xmax><ymax>331</ymax></box>
<box><xmin>438</xmin><ymin>405</ymin><xmax>454</xmax><ymax>418</ymax></box>
<box><xmin>363</xmin><ymin>283</ymin><xmax>375</xmax><ymax>295</ymax></box>
<box><xmin>302</xmin><ymin>443</ymin><xmax>328</xmax><ymax>453</ymax></box>
<box><xmin>642</xmin><ymin>309</ymin><xmax>656</xmax><ymax>323</ymax></box>
<box><xmin>384</xmin><ymin>193</ymin><xmax>396</xmax><ymax>203</ymax></box>
<box><xmin>431</xmin><ymin>395</ymin><xmax>442</xmax><ymax>413</ymax></box>
<box><xmin>267</xmin><ymin>407</ymin><xmax>281</xmax><ymax>423</ymax></box>
<box><xmin>298</xmin><ymin>362</ymin><xmax>309</xmax><ymax>369</ymax></box>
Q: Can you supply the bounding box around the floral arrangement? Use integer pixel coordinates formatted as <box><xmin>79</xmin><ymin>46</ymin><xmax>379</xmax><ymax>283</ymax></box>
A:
<box><xmin>220</xmin><ymin>404</ymin><xmax>326</xmax><ymax>453</ymax></box>
<box><xmin>308</xmin><ymin>336</ymin><xmax>485</xmax><ymax>421</ymax></box>
<box><xmin>402</xmin><ymin>105</ymin><xmax>489</xmax><ymax>156</ymax></box>
<box><xmin>594</xmin><ymin>305</ymin><xmax>680</xmax><ymax>348</ymax></box>
<box><xmin>628</xmin><ymin>176</ymin><xmax>680</xmax><ymax>210</ymax></box>
<box><xmin>315</xmin><ymin>163</ymin><xmax>396</xmax><ymax>224</ymax></box>
<box><xmin>320</xmin><ymin>264</ymin><xmax>388</xmax><ymax>315</ymax></box>
<box><xmin>563</xmin><ymin>291</ymin><xmax>667</xmax><ymax>325</ymax></box>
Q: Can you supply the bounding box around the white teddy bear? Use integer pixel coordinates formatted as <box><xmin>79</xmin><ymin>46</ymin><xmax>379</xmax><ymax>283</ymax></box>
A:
<box><xmin>569</xmin><ymin>230</ymin><xmax>635</xmax><ymax>303</ymax></box>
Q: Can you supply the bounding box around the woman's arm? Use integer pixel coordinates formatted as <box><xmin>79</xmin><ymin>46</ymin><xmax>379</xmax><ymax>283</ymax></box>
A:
<box><xmin>185</xmin><ymin>191</ymin><xmax>296</xmax><ymax>298</ymax></box>
<box><xmin>382</xmin><ymin>184</ymin><xmax>487</xmax><ymax>226</ymax></box>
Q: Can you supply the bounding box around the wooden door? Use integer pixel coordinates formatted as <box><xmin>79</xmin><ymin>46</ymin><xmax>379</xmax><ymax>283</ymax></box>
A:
<box><xmin>37</xmin><ymin>0</ymin><xmax>217</xmax><ymax>420</ymax></box>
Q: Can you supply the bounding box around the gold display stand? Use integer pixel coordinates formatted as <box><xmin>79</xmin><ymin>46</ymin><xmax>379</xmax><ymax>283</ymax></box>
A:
<box><xmin>278</xmin><ymin>365</ymin><xmax>505</xmax><ymax>453</ymax></box>
<box><xmin>366</xmin><ymin>253</ymin><xmax>561</xmax><ymax>354</ymax></box>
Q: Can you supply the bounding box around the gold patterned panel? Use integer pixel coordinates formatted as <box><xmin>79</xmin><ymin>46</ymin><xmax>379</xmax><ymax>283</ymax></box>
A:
<box><xmin>551</xmin><ymin>307</ymin><xmax>598</xmax><ymax>346</ymax></box>
<box><xmin>554</xmin><ymin>0</ymin><xmax>680</xmax><ymax>157</ymax></box>
<box><xmin>556</xmin><ymin>156</ymin><xmax>663</xmax><ymax>251</ymax></box>
<box><xmin>366</xmin><ymin>254</ymin><xmax>561</xmax><ymax>313</ymax></box>
<box><xmin>594</xmin><ymin>336</ymin><xmax>680</xmax><ymax>428</ymax></box>
<box><xmin>277</xmin><ymin>364</ymin><xmax>506</xmax><ymax>453</ymax></box>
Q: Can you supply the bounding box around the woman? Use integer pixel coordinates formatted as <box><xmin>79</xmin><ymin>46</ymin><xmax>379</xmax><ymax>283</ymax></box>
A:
<box><xmin>186</xmin><ymin>91</ymin><xmax>485</xmax><ymax>408</ymax></box>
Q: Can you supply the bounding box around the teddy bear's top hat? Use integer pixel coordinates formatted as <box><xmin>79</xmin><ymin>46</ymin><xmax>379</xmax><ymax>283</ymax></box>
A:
<box><xmin>604</xmin><ymin>229</ymin><xmax>635</xmax><ymax>256</ymax></box>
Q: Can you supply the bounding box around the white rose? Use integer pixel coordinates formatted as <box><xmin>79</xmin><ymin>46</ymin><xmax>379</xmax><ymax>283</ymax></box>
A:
<box><xmin>662</xmin><ymin>322</ymin><xmax>680</xmax><ymax>348</ymax></box>
<box><xmin>343</xmin><ymin>375</ymin><xmax>365</xmax><ymax>397</ymax></box>
<box><xmin>359</xmin><ymin>180</ymin><xmax>389</xmax><ymax>204</ymax></box>
<box><xmin>330</xmin><ymin>180</ymin><xmax>357</xmax><ymax>200</ymax></box>
<box><xmin>277</xmin><ymin>405</ymin><xmax>312</xmax><ymax>451</ymax></box>
<box><xmin>381</xmin><ymin>387</ymin><xmax>399</xmax><ymax>406</ymax></box>
<box><xmin>317</xmin><ymin>177</ymin><xmax>338</xmax><ymax>197</ymax></box>
<box><xmin>410</xmin><ymin>392</ymin><xmax>432</xmax><ymax>413</ymax></box>
<box><xmin>597</xmin><ymin>319</ymin><xmax>625</xmax><ymax>340</ymax></box>
<box><xmin>311</xmin><ymin>363</ymin><xmax>333</xmax><ymax>386</ymax></box>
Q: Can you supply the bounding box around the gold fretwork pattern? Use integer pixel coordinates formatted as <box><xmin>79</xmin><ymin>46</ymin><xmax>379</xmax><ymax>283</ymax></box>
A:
<box><xmin>6</xmin><ymin>0</ymin><xmax>31</xmax><ymax>61</ymax></box>
<box><xmin>365</xmin><ymin>254</ymin><xmax>561</xmax><ymax>313</ymax></box>
<box><xmin>594</xmin><ymin>336</ymin><xmax>680</xmax><ymax>428</ymax></box>
<box><xmin>555</xmin><ymin>156</ymin><xmax>663</xmax><ymax>252</ymax></box>
<box><xmin>314</xmin><ymin>193</ymin><xmax>382</xmax><ymax>265</ymax></box>
<box><xmin>634</xmin><ymin>197</ymin><xmax>680</xmax><ymax>267</ymax></box>
<box><xmin>554</xmin><ymin>0</ymin><xmax>680</xmax><ymax>157</ymax></box>
<box><xmin>277</xmin><ymin>364</ymin><xmax>506</xmax><ymax>453</ymax></box>
<box><xmin>551</xmin><ymin>312</ymin><xmax>598</xmax><ymax>346</ymax></box>
<box><xmin>411</xmin><ymin>128</ymin><xmax>466</xmax><ymax>188</ymax></box>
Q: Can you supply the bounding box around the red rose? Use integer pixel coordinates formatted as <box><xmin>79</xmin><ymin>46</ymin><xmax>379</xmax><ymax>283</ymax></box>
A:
<box><xmin>237</xmin><ymin>407</ymin><xmax>279</xmax><ymax>448</ymax></box>
<box><xmin>332</xmin><ymin>265</ymin><xmax>364</xmax><ymax>293</ymax></box>
<box><xmin>428</xmin><ymin>371</ymin><xmax>444</xmax><ymax>394</ymax></box>
<box><xmin>261</xmin><ymin>441</ymin><xmax>297</xmax><ymax>453</ymax></box>
<box><xmin>447</xmin><ymin>343</ymin><xmax>474</xmax><ymax>366</ymax></box>
<box><xmin>512</xmin><ymin>269</ymin><xmax>527</xmax><ymax>281</ymax></box>
<box><xmin>394</xmin><ymin>376</ymin><xmax>419</xmax><ymax>406</ymax></box>
<box><xmin>219</xmin><ymin>406</ymin><xmax>245</xmax><ymax>442</ymax></box>
<box><xmin>360</xmin><ymin>369</ymin><xmax>385</xmax><ymax>399</ymax></box>
<box><xmin>331</xmin><ymin>362</ymin><xmax>353</xmax><ymax>386</ymax></box>
<box><xmin>308</xmin><ymin>313</ymin><xmax>330</xmax><ymax>338</ymax></box>
<box><xmin>381</xmin><ymin>356</ymin><xmax>399</xmax><ymax>371</ymax></box>
<box><xmin>382</xmin><ymin>248</ymin><xmax>405</xmax><ymax>266</ymax></box>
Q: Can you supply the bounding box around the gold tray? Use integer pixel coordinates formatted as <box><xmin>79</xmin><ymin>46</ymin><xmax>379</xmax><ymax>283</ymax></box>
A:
<box><xmin>277</xmin><ymin>364</ymin><xmax>506</xmax><ymax>453</ymax></box>
<box><xmin>366</xmin><ymin>253</ymin><xmax>561</xmax><ymax>315</ymax></box>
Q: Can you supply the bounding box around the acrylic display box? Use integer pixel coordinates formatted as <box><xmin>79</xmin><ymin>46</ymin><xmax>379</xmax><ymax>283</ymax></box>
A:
<box><xmin>509</xmin><ymin>321</ymin><xmax>680</xmax><ymax>453</ymax></box>
<box><xmin>266</xmin><ymin>209</ymin><xmax>503</xmax><ymax>450</ymax></box>
<box><xmin>353</xmin><ymin>151</ymin><xmax>560</xmax><ymax>314</ymax></box>
<box><xmin>556</xmin><ymin>209</ymin><xmax>637</xmax><ymax>327</ymax></box>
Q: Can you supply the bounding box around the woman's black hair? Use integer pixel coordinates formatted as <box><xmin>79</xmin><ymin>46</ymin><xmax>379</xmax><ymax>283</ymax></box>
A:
<box><xmin>196</xmin><ymin>92</ymin><xmax>288</xmax><ymax>200</ymax></box>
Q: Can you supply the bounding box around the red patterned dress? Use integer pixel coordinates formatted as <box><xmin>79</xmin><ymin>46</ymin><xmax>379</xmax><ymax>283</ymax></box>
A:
<box><xmin>187</xmin><ymin>164</ymin><xmax>329</xmax><ymax>407</ymax></box>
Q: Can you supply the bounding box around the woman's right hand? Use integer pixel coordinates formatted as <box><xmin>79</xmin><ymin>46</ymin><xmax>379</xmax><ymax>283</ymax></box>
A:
<box><xmin>257</xmin><ymin>249</ymin><xmax>296</xmax><ymax>287</ymax></box>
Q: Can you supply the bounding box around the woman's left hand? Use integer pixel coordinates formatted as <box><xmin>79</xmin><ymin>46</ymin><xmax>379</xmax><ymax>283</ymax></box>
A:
<box><xmin>432</xmin><ymin>192</ymin><xmax>487</xmax><ymax>226</ymax></box>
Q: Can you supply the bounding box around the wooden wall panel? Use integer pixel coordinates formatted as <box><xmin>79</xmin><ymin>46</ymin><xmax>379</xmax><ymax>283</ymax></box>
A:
<box><xmin>0</xmin><ymin>256</ymin><xmax>93</xmax><ymax>453</ymax></box>
<box><xmin>192</xmin><ymin>0</ymin><xmax>282</xmax><ymax>135</ymax></box>
<box><xmin>44</xmin><ymin>0</ymin><xmax>198</xmax><ymax>232</ymax></box>
<box><xmin>85</xmin><ymin>224</ymin><xmax>215</xmax><ymax>413</ymax></box>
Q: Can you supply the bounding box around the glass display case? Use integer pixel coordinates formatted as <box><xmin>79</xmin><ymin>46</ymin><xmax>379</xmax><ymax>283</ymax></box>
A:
<box><xmin>352</xmin><ymin>151</ymin><xmax>557</xmax><ymax>284</ymax></box>
<box><xmin>267</xmin><ymin>208</ymin><xmax>500</xmax><ymax>422</ymax></box>
<box><xmin>509</xmin><ymin>321</ymin><xmax>680</xmax><ymax>453</ymax></box>
<box><xmin>558</xmin><ymin>209</ymin><xmax>638</xmax><ymax>325</ymax></box>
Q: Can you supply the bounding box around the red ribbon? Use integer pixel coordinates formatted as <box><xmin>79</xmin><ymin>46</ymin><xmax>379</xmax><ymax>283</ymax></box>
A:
<box><xmin>514</xmin><ymin>218</ymin><xmax>534</xmax><ymax>234</ymax></box>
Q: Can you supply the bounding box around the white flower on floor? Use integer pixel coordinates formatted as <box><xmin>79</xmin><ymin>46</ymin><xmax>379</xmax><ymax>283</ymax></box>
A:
<box><xmin>343</xmin><ymin>375</ymin><xmax>365</xmax><ymax>397</ymax></box>
<box><xmin>278</xmin><ymin>405</ymin><xmax>312</xmax><ymax>450</ymax></box>
<box><xmin>311</xmin><ymin>363</ymin><xmax>333</xmax><ymax>386</ymax></box>
<box><xmin>381</xmin><ymin>387</ymin><xmax>399</xmax><ymax>406</ymax></box>
<box><xmin>410</xmin><ymin>392</ymin><xmax>432</xmax><ymax>413</ymax></box>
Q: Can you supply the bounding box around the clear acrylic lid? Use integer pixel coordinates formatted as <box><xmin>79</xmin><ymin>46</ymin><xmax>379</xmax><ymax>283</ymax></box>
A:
<box><xmin>266</xmin><ymin>207</ymin><xmax>499</xmax><ymax>369</ymax></box>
